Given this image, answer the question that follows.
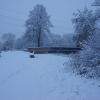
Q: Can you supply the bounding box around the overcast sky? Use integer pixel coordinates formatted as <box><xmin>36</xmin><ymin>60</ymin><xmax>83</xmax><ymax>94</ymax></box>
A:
<box><xmin>0</xmin><ymin>0</ymin><xmax>93</xmax><ymax>37</ymax></box>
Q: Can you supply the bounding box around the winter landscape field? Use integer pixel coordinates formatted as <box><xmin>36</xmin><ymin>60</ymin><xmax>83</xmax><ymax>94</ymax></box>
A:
<box><xmin>0</xmin><ymin>0</ymin><xmax>100</xmax><ymax>99</ymax></box>
<box><xmin>0</xmin><ymin>51</ymin><xmax>100</xmax><ymax>100</ymax></box>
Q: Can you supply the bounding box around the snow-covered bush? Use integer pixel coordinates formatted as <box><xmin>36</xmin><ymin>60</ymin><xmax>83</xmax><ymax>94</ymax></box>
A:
<box><xmin>71</xmin><ymin>6</ymin><xmax>100</xmax><ymax>78</ymax></box>
<box><xmin>72</xmin><ymin>31</ymin><xmax>100</xmax><ymax>78</ymax></box>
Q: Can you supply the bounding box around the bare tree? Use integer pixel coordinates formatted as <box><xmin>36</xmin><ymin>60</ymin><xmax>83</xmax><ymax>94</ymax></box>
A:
<box><xmin>24</xmin><ymin>4</ymin><xmax>52</xmax><ymax>48</ymax></box>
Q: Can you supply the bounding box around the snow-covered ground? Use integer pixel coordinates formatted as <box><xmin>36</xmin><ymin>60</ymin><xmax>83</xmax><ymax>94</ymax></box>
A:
<box><xmin>0</xmin><ymin>51</ymin><xmax>100</xmax><ymax>100</ymax></box>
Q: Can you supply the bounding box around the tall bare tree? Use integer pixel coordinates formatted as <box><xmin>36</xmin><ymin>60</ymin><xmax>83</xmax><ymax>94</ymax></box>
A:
<box><xmin>24</xmin><ymin>4</ymin><xmax>52</xmax><ymax>48</ymax></box>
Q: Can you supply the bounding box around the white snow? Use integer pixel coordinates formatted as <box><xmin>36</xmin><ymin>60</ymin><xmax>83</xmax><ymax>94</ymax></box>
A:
<box><xmin>0</xmin><ymin>51</ymin><xmax>100</xmax><ymax>100</ymax></box>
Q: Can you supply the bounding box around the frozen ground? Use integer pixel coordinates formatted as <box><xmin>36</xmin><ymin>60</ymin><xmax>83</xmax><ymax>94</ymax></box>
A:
<box><xmin>0</xmin><ymin>51</ymin><xmax>100</xmax><ymax>100</ymax></box>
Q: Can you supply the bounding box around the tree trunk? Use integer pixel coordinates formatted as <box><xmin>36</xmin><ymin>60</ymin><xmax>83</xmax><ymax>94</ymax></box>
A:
<box><xmin>38</xmin><ymin>35</ymin><xmax>40</xmax><ymax>47</ymax></box>
<box><xmin>37</xmin><ymin>29</ymin><xmax>41</xmax><ymax>47</ymax></box>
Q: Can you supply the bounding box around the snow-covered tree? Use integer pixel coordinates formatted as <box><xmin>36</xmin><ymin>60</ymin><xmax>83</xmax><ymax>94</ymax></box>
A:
<box><xmin>71</xmin><ymin>5</ymin><xmax>100</xmax><ymax>78</ymax></box>
<box><xmin>1</xmin><ymin>33</ymin><xmax>16</xmax><ymax>50</ymax></box>
<box><xmin>72</xmin><ymin>7</ymin><xmax>96</xmax><ymax>47</ymax></box>
<box><xmin>24</xmin><ymin>4</ymin><xmax>52</xmax><ymax>48</ymax></box>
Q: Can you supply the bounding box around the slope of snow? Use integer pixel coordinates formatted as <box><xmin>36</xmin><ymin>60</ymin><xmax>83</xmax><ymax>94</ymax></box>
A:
<box><xmin>0</xmin><ymin>51</ymin><xmax>100</xmax><ymax>100</ymax></box>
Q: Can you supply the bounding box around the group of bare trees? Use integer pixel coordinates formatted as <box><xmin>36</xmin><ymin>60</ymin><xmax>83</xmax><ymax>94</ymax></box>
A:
<box><xmin>14</xmin><ymin>4</ymin><xmax>75</xmax><ymax>49</ymax></box>
<box><xmin>0</xmin><ymin>4</ymin><xmax>53</xmax><ymax>51</ymax></box>
<box><xmin>0</xmin><ymin>4</ymin><xmax>76</xmax><ymax>52</ymax></box>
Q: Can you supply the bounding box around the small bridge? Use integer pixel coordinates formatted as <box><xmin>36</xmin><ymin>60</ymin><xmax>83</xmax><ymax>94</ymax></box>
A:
<box><xmin>27</xmin><ymin>47</ymin><xmax>81</xmax><ymax>54</ymax></box>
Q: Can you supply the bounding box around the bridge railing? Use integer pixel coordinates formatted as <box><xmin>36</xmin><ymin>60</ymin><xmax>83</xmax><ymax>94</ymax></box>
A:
<box><xmin>27</xmin><ymin>47</ymin><xmax>81</xmax><ymax>54</ymax></box>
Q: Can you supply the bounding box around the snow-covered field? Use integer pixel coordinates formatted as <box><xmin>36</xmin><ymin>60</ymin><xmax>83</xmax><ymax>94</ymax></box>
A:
<box><xmin>0</xmin><ymin>51</ymin><xmax>100</xmax><ymax>100</ymax></box>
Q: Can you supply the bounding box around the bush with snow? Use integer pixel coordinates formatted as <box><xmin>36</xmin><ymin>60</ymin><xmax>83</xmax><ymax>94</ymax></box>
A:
<box><xmin>72</xmin><ymin>31</ymin><xmax>100</xmax><ymax>78</ymax></box>
<box><xmin>72</xmin><ymin>6</ymin><xmax>100</xmax><ymax>78</ymax></box>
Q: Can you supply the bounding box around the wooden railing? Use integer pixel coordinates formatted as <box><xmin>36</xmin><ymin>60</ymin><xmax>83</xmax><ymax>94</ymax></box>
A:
<box><xmin>27</xmin><ymin>47</ymin><xmax>81</xmax><ymax>54</ymax></box>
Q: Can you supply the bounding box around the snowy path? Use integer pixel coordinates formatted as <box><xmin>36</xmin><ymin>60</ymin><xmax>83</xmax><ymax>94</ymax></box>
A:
<box><xmin>0</xmin><ymin>51</ymin><xmax>100</xmax><ymax>100</ymax></box>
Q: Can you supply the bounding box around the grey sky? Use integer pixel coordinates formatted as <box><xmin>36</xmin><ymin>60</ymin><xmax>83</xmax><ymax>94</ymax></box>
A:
<box><xmin>0</xmin><ymin>0</ymin><xmax>93</xmax><ymax>37</ymax></box>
